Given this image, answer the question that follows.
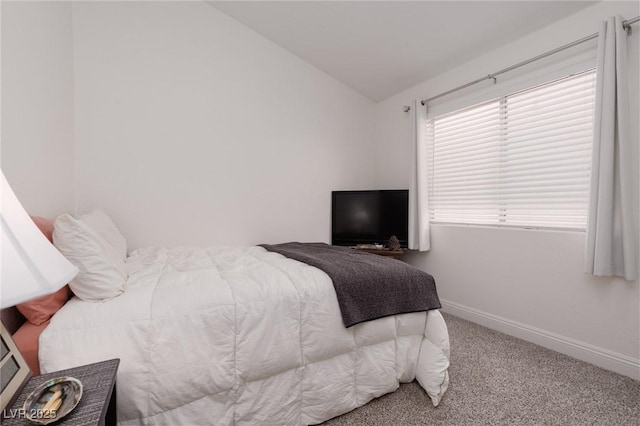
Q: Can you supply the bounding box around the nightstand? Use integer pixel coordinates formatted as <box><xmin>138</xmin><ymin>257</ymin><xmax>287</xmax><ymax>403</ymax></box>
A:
<box><xmin>2</xmin><ymin>358</ymin><xmax>119</xmax><ymax>426</ymax></box>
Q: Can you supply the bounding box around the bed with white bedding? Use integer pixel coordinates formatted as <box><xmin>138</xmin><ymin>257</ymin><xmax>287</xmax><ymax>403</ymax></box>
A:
<box><xmin>40</xmin><ymin>245</ymin><xmax>450</xmax><ymax>425</ymax></box>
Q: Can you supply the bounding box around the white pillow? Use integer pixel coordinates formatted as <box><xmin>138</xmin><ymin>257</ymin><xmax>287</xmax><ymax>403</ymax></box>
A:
<box><xmin>53</xmin><ymin>211</ymin><xmax>127</xmax><ymax>302</ymax></box>
<box><xmin>80</xmin><ymin>209</ymin><xmax>127</xmax><ymax>260</ymax></box>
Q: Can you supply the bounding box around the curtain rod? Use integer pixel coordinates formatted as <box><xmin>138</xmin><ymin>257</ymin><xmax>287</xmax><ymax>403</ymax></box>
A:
<box><xmin>420</xmin><ymin>15</ymin><xmax>640</xmax><ymax>106</ymax></box>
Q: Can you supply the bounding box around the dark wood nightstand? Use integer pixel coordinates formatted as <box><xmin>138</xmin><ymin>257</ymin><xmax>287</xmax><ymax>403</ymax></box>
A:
<box><xmin>354</xmin><ymin>247</ymin><xmax>404</xmax><ymax>259</ymax></box>
<box><xmin>2</xmin><ymin>359</ymin><xmax>119</xmax><ymax>426</ymax></box>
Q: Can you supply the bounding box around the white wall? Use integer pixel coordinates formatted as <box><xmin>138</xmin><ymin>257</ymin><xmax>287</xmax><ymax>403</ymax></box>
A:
<box><xmin>72</xmin><ymin>1</ymin><xmax>376</xmax><ymax>250</ymax></box>
<box><xmin>1</xmin><ymin>1</ymin><xmax>75</xmax><ymax>217</ymax></box>
<box><xmin>375</xmin><ymin>1</ymin><xmax>640</xmax><ymax>377</ymax></box>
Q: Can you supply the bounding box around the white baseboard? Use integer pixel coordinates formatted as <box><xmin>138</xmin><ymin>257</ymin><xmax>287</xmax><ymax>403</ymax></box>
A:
<box><xmin>440</xmin><ymin>299</ymin><xmax>640</xmax><ymax>380</ymax></box>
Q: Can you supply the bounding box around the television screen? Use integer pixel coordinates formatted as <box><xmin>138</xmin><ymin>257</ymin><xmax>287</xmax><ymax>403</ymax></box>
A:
<box><xmin>332</xmin><ymin>190</ymin><xmax>409</xmax><ymax>248</ymax></box>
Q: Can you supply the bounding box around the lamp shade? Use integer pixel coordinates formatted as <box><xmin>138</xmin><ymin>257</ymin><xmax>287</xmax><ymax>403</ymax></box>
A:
<box><xmin>0</xmin><ymin>171</ymin><xmax>78</xmax><ymax>308</ymax></box>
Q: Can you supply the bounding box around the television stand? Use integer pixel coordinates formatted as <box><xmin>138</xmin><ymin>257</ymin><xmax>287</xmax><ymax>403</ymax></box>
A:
<box><xmin>353</xmin><ymin>247</ymin><xmax>404</xmax><ymax>259</ymax></box>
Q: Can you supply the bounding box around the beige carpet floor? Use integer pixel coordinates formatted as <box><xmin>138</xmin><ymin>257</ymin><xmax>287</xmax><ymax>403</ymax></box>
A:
<box><xmin>322</xmin><ymin>313</ymin><xmax>639</xmax><ymax>425</ymax></box>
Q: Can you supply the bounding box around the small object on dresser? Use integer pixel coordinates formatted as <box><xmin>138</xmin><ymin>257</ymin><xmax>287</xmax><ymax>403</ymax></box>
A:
<box><xmin>388</xmin><ymin>235</ymin><xmax>401</xmax><ymax>251</ymax></box>
<box><xmin>356</xmin><ymin>244</ymin><xmax>384</xmax><ymax>250</ymax></box>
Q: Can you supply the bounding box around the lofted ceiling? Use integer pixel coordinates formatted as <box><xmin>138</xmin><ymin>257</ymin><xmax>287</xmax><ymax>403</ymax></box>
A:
<box><xmin>209</xmin><ymin>1</ymin><xmax>596</xmax><ymax>102</ymax></box>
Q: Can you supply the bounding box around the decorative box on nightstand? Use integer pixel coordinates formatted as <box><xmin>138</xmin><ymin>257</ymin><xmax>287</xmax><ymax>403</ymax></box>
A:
<box><xmin>2</xmin><ymin>359</ymin><xmax>119</xmax><ymax>426</ymax></box>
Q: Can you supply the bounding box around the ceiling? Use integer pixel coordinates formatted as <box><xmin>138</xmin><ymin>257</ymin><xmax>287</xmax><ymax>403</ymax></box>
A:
<box><xmin>209</xmin><ymin>1</ymin><xmax>596</xmax><ymax>102</ymax></box>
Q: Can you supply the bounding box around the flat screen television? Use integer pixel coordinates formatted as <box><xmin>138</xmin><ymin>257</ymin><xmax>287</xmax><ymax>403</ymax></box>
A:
<box><xmin>332</xmin><ymin>190</ymin><xmax>409</xmax><ymax>248</ymax></box>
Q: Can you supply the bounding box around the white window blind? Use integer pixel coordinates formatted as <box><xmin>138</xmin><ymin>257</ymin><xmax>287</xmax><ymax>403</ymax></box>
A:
<box><xmin>426</xmin><ymin>70</ymin><xmax>596</xmax><ymax>230</ymax></box>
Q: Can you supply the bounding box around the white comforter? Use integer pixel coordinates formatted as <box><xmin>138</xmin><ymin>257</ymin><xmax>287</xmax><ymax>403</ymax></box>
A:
<box><xmin>40</xmin><ymin>246</ymin><xmax>450</xmax><ymax>425</ymax></box>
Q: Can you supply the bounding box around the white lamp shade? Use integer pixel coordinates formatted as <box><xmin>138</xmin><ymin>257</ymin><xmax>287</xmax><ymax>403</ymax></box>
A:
<box><xmin>1</xmin><ymin>172</ymin><xmax>78</xmax><ymax>308</ymax></box>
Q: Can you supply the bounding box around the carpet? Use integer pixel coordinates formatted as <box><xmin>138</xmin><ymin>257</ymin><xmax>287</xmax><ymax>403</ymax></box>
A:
<box><xmin>322</xmin><ymin>313</ymin><xmax>639</xmax><ymax>425</ymax></box>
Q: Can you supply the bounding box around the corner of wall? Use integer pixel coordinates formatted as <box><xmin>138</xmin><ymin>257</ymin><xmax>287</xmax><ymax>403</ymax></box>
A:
<box><xmin>0</xmin><ymin>1</ymin><xmax>76</xmax><ymax>217</ymax></box>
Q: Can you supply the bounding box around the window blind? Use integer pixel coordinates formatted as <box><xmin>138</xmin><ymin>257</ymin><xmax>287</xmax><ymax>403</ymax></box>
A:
<box><xmin>426</xmin><ymin>70</ymin><xmax>596</xmax><ymax>230</ymax></box>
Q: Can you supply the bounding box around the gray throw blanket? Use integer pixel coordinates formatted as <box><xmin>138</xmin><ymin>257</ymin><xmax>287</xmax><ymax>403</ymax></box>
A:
<box><xmin>259</xmin><ymin>242</ymin><xmax>441</xmax><ymax>327</ymax></box>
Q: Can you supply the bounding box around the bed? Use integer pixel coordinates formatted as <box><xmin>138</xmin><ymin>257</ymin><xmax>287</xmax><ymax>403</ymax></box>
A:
<box><xmin>11</xmin><ymin>212</ymin><xmax>450</xmax><ymax>425</ymax></box>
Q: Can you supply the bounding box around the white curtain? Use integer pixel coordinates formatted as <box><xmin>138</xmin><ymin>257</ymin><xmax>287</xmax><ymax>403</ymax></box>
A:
<box><xmin>408</xmin><ymin>99</ymin><xmax>430</xmax><ymax>251</ymax></box>
<box><xmin>585</xmin><ymin>16</ymin><xmax>637</xmax><ymax>280</ymax></box>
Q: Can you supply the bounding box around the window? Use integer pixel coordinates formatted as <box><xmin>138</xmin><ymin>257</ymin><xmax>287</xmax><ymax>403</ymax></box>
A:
<box><xmin>426</xmin><ymin>70</ymin><xmax>596</xmax><ymax>230</ymax></box>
